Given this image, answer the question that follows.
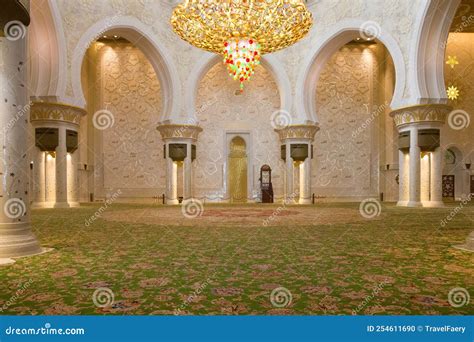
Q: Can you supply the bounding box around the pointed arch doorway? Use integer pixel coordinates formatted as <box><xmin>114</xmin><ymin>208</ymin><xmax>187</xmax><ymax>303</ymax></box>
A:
<box><xmin>229</xmin><ymin>136</ymin><xmax>248</xmax><ymax>203</ymax></box>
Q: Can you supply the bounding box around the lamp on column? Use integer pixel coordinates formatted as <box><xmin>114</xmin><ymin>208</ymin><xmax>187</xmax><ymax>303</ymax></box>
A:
<box><xmin>465</xmin><ymin>161</ymin><xmax>471</xmax><ymax>170</ymax></box>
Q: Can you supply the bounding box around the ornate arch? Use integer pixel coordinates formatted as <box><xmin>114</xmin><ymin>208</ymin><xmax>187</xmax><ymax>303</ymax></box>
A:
<box><xmin>184</xmin><ymin>52</ymin><xmax>293</xmax><ymax>123</ymax></box>
<box><xmin>410</xmin><ymin>0</ymin><xmax>461</xmax><ymax>104</ymax></box>
<box><xmin>296</xmin><ymin>19</ymin><xmax>406</xmax><ymax>122</ymax></box>
<box><xmin>29</xmin><ymin>0</ymin><xmax>67</xmax><ymax>99</ymax></box>
<box><xmin>71</xmin><ymin>16</ymin><xmax>180</xmax><ymax>118</ymax></box>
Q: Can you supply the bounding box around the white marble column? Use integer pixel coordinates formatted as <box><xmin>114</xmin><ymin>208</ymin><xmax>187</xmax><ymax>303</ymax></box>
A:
<box><xmin>32</xmin><ymin>149</ymin><xmax>46</xmax><ymax>207</ymax></box>
<box><xmin>166</xmin><ymin>149</ymin><xmax>179</xmax><ymax>204</ymax></box>
<box><xmin>54</xmin><ymin>127</ymin><xmax>69</xmax><ymax>208</ymax></box>
<box><xmin>408</xmin><ymin>126</ymin><xmax>422</xmax><ymax>207</ymax></box>
<box><xmin>429</xmin><ymin>147</ymin><xmax>444</xmax><ymax>207</ymax></box>
<box><xmin>184</xmin><ymin>143</ymin><xmax>192</xmax><ymax>199</ymax></box>
<box><xmin>0</xmin><ymin>21</ymin><xmax>42</xmax><ymax>260</ymax></box>
<box><xmin>157</xmin><ymin>125</ymin><xmax>202</xmax><ymax>205</ymax></box>
<box><xmin>68</xmin><ymin>151</ymin><xmax>80</xmax><ymax>207</ymax></box>
<box><xmin>299</xmin><ymin>152</ymin><xmax>312</xmax><ymax>204</ymax></box>
<box><xmin>397</xmin><ymin>150</ymin><xmax>408</xmax><ymax>206</ymax></box>
<box><xmin>420</xmin><ymin>153</ymin><xmax>431</xmax><ymax>204</ymax></box>
<box><xmin>285</xmin><ymin>142</ymin><xmax>293</xmax><ymax>203</ymax></box>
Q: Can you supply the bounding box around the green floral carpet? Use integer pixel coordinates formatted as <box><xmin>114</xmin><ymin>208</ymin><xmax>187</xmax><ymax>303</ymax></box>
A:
<box><xmin>0</xmin><ymin>202</ymin><xmax>473</xmax><ymax>315</ymax></box>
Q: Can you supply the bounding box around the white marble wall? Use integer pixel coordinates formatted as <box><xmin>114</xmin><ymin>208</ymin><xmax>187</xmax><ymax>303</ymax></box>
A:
<box><xmin>195</xmin><ymin>63</ymin><xmax>284</xmax><ymax>200</ymax></box>
<box><xmin>312</xmin><ymin>43</ymin><xmax>392</xmax><ymax>200</ymax></box>
<box><xmin>91</xmin><ymin>42</ymin><xmax>166</xmax><ymax>199</ymax></box>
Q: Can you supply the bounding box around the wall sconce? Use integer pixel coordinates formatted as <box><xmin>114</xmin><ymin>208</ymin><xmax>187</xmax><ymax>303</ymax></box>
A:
<box><xmin>466</xmin><ymin>163</ymin><xmax>471</xmax><ymax>170</ymax></box>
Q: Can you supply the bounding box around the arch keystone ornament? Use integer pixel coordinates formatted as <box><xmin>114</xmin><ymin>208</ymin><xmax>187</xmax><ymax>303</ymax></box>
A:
<box><xmin>275</xmin><ymin>124</ymin><xmax>319</xmax><ymax>205</ymax></box>
<box><xmin>390</xmin><ymin>104</ymin><xmax>452</xmax><ymax>208</ymax></box>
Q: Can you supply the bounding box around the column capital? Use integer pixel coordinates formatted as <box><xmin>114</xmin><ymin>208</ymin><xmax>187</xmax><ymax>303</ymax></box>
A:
<box><xmin>157</xmin><ymin>124</ymin><xmax>203</xmax><ymax>142</ymax></box>
<box><xmin>274</xmin><ymin>124</ymin><xmax>320</xmax><ymax>142</ymax></box>
<box><xmin>30</xmin><ymin>101</ymin><xmax>87</xmax><ymax>127</ymax></box>
<box><xmin>390</xmin><ymin>104</ymin><xmax>452</xmax><ymax>129</ymax></box>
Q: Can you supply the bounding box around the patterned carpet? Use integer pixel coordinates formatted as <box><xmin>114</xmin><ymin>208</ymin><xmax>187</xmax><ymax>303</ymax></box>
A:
<box><xmin>0</xmin><ymin>202</ymin><xmax>472</xmax><ymax>315</ymax></box>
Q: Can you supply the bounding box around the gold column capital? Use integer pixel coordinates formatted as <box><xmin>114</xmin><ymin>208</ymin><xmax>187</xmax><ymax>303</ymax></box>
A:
<box><xmin>390</xmin><ymin>104</ymin><xmax>452</xmax><ymax>128</ymax></box>
<box><xmin>156</xmin><ymin>124</ymin><xmax>203</xmax><ymax>141</ymax></box>
<box><xmin>30</xmin><ymin>101</ymin><xmax>87</xmax><ymax>126</ymax></box>
<box><xmin>274</xmin><ymin>124</ymin><xmax>320</xmax><ymax>142</ymax></box>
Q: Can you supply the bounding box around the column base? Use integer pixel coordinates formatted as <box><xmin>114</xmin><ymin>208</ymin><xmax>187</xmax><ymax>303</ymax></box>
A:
<box><xmin>166</xmin><ymin>199</ymin><xmax>179</xmax><ymax>205</ymax></box>
<box><xmin>298</xmin><ymin>198</ymin><xmax>312</xmax><ymax>205</ymax></box>
<box><xmin>422</xmin><ymin>201</ymin><xmax>445</xmax><ymax>208</ymax></box>
<box><xmin>68</xmin><ymin>202</ymin><xmax>80</xmax><ymax>208</ymax></box>
<box><xmin>0</xmin><ymin>258</ymin><xmax>16</xmax><ymax>266</ymax></box>
<box><xmin>31</xmin><ymin>202</ymin><xmax>55</xmax><ymax>209</ymax></box>
<box><xmin>0</xmin><ymin>222</ymin><xmax>43</xmax><ymax>259</ymax></box>
<box><xmin>406</xmin><ymin>201</ymin><xmax>423</xmax><ymax>207</ymax></box>
<box><xmin>396</xmin><ymin>201</ymin><xmax>409</xmax><ymax>207</ymax></box>
<box><xmin>53</xmin><ymin>202</ymin><xmax>70</xmax><ymax>209</ymax></box>
<box><xmin>454</xmin><ymin>231</ymin><xmax>474</xmax><ymax>252</ymax></box>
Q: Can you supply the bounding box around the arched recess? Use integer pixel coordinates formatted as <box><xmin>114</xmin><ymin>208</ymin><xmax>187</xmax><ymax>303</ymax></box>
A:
<box><xmin>296</xmin><ymin>19</ymin><xmax>406</xmax><ymax>122</ymax></box>
<box><xmin>185</xmin><ymin>52</ymin><xmax>294</xmax><ymax>123</ymax></box>
<box><xmin>410</xmin><ymin>0</ymin><xmax>461</xmax><ymax>103</ymax></box>
<box><xmin>29</xmin><ymin>0</ymin><xmax>67</xmax><ymax>99</ymax></box>
<box><xmin>228</xmin><ymin>136</ymin><xmax>248</xmax><ymax>202</ymax></box>
<box><xmin>71</xmin><ymin>16</ymin><xmax>180</xmax><ymax>119</ymax></box>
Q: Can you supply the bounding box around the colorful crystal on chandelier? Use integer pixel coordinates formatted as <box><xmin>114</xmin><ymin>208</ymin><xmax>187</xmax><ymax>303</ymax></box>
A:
<box><xmin>224</xmin><ymin>38</ymin><xmax>261</xmax><ymax>92</ymax></box>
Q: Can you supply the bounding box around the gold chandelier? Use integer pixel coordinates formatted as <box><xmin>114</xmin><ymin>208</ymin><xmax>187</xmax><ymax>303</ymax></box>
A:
<box><xmin>171</xmin><ymin>0</ymin><xmax>313</xmax><ymax>91</ymax></box>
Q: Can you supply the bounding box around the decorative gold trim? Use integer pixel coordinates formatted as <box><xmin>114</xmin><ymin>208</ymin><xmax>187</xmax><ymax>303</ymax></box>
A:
<box><xmin>390</xmin><ymin>104</ymin><xmax>452</xmax><ymax>128</ymax></box>
<box><xmin>157</xmin><ymin>124</ymin><xmax>203</xmax><ymax>141</ymax></box>
<box><xmin>30</xmin><ymin>102</ymin><xmax>87</xmax><ymax>125</ymax></box>
<box><xmin>274</xmin><ymin>124</ymin><xmax>320</xmax><ymax>141</ymax></box>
